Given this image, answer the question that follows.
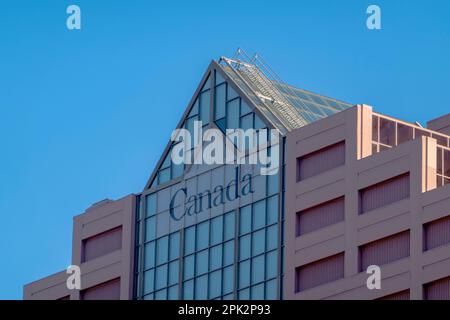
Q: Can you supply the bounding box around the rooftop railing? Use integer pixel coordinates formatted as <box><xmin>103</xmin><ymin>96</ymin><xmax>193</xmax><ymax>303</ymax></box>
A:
<box><xmin>372</xmin><ymin>113</ymin><xmax>450</xmax><ymax>153</ymax></box>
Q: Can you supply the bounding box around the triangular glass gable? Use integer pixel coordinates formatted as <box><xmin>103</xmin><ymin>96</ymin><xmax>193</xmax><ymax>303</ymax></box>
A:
<box><xmin>146</xmin><ymin>67</ymin><xmax>271</xmax><ymax>190</ymax></box>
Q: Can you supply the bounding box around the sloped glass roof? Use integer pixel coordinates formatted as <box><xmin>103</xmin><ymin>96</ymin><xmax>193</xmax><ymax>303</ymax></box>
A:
<box><xmin>273</xmin><ymin>82</ymin><xmax>352</xmax><ymax>123</ymax></box>
<box><xmin>219</xmin><ymin>56</ymin><xmax>353</xmax><ymax>132</ymax></box>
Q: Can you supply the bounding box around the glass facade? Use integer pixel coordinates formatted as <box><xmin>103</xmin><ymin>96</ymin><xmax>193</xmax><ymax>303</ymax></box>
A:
<box><xmin>135</xmin><ymin>68</ymin><xmax>283</xmax><ymax>300</ymax></box>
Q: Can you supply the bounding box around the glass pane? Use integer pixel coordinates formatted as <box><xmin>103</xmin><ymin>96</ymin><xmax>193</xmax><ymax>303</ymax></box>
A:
<box><xmin>240</xmin><ymin>113</ymin><xmax>254</xmax><ymax>131</ymax></box>
<box><xmin>209</xmin><ymin>270</ymin><xmax>222</xmax><ymax>299</ymax></box>
<box><xmin>210</xmin><ymin>216</ymin><xmax>223</xmax><ymax>245</ymax></box>
<box><xmin>379</xmin><ymin>118</ymin><xmax>395</xmax><ymax>146</ymax></box>
<box><xmin>215</xmin><ymin>118</ymin><xmax>226</xmax><ymax>132</ymax></box>
<box><xmin>240</xmin><ymin>100</ymin><xmax>252</xmax><ymax>116</ymax></box>
<box><xmin>196</xmin><ymin>221</ymin><xmax>210</xmax><ymax>251</ymax></box>
<box><xmin>156</xmin><ymin>236</ymin><xmax>169</xmax><ymax>265</ymax></box>
<box><xmin>215</xmin><ymin>84</ymin><xmax>226</xmax><ymax>120</ymax></box>
<box><xmin>168</xmin><ymin>285</ymin><xmax>178</xmax><ymax>300</ymax></box>
<box><xmin>251</xmin><ymin>283</ymin><xmax>264</xmax><ymax>300</ymax></box>
<box><xmin>161</xmin><ymin>152</ymin><xmax>171</xmax><ymax>169</ymax></box>
<box><xmin>266</xmin><ymin>251</ymin><xmax>278</xmax><ymax>279</ymax></box>
<box><xmin>184</xmin><ymin>226</ymin><xmax>195</xmax><ymax>255</ymax></box>
<box><xmin>215</xmin><ymin>71</ymin><xmax>225</xmax><ymax>85</ymax></box>
<box><xmin>155</xmin><ymin>264</ymin><xmax>168</xmax><ymax>290</ymax></box>
<box><xmin>238</xmin><ymin>288</ymin><xmax>250</xmax><ymax>299</ymax></box>
<box><xmin>445</xmin><ymin>149</ymin><xmax>450</xmax><ymax>177</ymax></box>
<box><xmin>189</xmin><ymin>99</ymin><xmax>199</xmax><ymax>117</ymax></box>
<box><xmin>222</xmin><ymin>266</ymin><xmax>234</xmax><ymax>294</ymax></box>
<box><xmin>266</xmin><ymin>225</ymin><xmax>278</xmax><ymax>251</ymax></box>
<box><xmin>372</xmin><ymin>116</ymin><xmax>379</xmax><ymax>142</ymax></box>
<box><xmin>172</xmin><ymin>162</ymin><xmax>184</xmax><ymax>179</ymax></box>
<box><xmin>143</xmin><ymin>293</ymin><xmax>154</xmax><ymax>300</ymax></box>
<box><xmin>183</xmin><ymin>280</ymin><xmax>194</xmax><ymax>299</ymax></box>
<box><xmin>226</xmin><ymin>99</ymin><xmax>240</xmax><ymax>129</ymax></box>
<box><xmin>239</xmin><ymin>235</ymin><xmax>251</xmax><ymax>261</ymax></box>
<box><xmin>252</xmin><ymin>229</ymin><xmax>265</xmax><ymax>256</ymax></box>
<box><xmin>168</xmin><ymin>260</ymin><xmax>179</xmax><ymax>286</ymax></box>
<box><xmin>146</xmin><ymin>193</ymin><xmax>157</xmax><ymax>217</ymax></box>
<box><xmin>154</xmin><ymin>289</ymin><xmax>167</xmax><ymax>300</ymax></box>
<box><xmin>267</xmin><ymin>173</ymin><xmax>279</xmax><ymax>196</ymax></box>
<box><xmin>144</xmin><ymin>269</ymin><xmax>154</xmax><ymax>294</ymax></box>
<box><xmin>224</xmin><ymin>211</ymin><xmax>235</xmax><ymax>241</ymax></box>
<box><xmin>253</xmin><ymin>200</ymin><xmax>266</xmax><ymax>230</ymax></box>
<box><xmin>210</xmin><ymin>245</ymin><xmax>222</xmax><ymax>271</ymax></box>
<box><xmin>169</xmin><ymin>232</ymin><xmax>180</xmax><ymax>260</ymax></box>
<box><xmin>223</xmin><ymin>240</ymin><xmax>234</xmax><ymax>266</ymax></box>
<box><xmin>183</xmin><ymin>254</ymin><xmax>195</xmax><ymax>280</ymax></box>
<box><xmin>238</xmin><ymin>260</ymin><xmax>250</xmax><ymax>289</ymax></box>
<box><xmin>239</xmin><ymin>205</ymin><xmax>252</xmax><ymax>235</ymax></box>
<box><xmin>265</xmin><ymin>279</ymin><xmax>277</xmax><ymax>300</ymax></box>
<box><xmin>196</xmin><ymin>250</ymin><xmax>209</xmax><ymax>275</ymax></box>
<box><xmin>202</xmin><ymin>75</ymin><xmax>211</xmax><ymax>91</ymax></box>
<box><xmin>200</xmin><ymin>90</ymin><xmax>210</xmax><ymax>125</ymax></box>
<box><xmin>144</xmin><ymin>241</ymin><xmax>155</xmax><ymax>269</ymax></box>
<box><xmin>251</xmin><ymin>255</ymin><xmax>265</xmax><ymax>284</ymax></box>
<box><xmin>227</xmin><ymin>85</ymin><xmax>239</xmax><ymax>101</ymax></box>
<box><xmin>255</xmin><ymin>115</ymin><xmax>266</xmax><ymax>130</ymax></box>
<box><xmin>145</xmin><ymin>217</ymin><xmax>156</xmax><ymax>241</ymax></box>
<box><xmin>397</xmin><ymin>123</ymin><xmax>413</xmax><ymax>145</ymax></box>
<box><xmin>158</xmin><ymin>168</ymin><xmax>171</xmax><ymax>184</ymax></box>
<box><xmin>267</xmin><ymin>195</ymin><xmax>278</xmax><ymax>225</ymax></box>
<box><xmin>195</xmin><ymin>275</ymin><xmax>208</xmax><ymax>300</ymax></box>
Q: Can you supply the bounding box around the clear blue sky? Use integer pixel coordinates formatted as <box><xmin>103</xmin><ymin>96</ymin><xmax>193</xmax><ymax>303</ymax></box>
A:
<box><xmin>0</xmin><ymin>0</ymin><xmax>449</xmax><ymax>299</ymax></box>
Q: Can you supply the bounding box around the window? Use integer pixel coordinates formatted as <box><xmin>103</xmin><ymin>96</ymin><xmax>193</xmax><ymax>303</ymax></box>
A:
<box><xmin>296</xmin><ymin>197</ymin><xmax>345</xmax><ymax>236</ymax></box>
<box><xmin>144</xmin><ymin>241</ymin><xmax>155</xmax><ymax>269</ymax></box>
<box><xmin>209</xmin><ymin>270</ymin><xmax>222</xmax><ymax>299</ymax></box>
<box><xmin>424</xmin><ymin>276</ymin><xmax>450</xmax><ymax>300</ymax></box>
<box><xmin>146</xmin><ymin>193</ymin><xmax>157</xmax><ymax>217</ymax></box>
<box><xmin>168</xmin><ymin>261</ymin><xmax>179</xmax><ymax>286</ymax></box>
<box><xmin>424</xmin><ymin>216</ymin><xmax>450</xmax><ymax>251</ymax></box>
<box><xmin>252</xmin><ymin>230</ymin><xmax>265</xmax><ymax>256</ymax></box>
<box><xmin>297</xmin><ymin>142</ymin><xmax>345</xmax><ymax>181</ymax></box>
<box><xmin>169</xmin><ymin>232</ymin><xmax>180</xmax><ymax>260</ymax></box>
<box><xmin>80</xmin><ymin>278</ymin><xmax>121</xmax><ymax>300</ymax></box>
<box><xmin>359</xmin><ymin>231</ymin><xmax>410</xmax><ymax>271</ymax></box>
<box><xmin>196</xmin><ymin>221</ymin><xmax>209</xmax><ymax>251</ymax></box>
<box><xmin>184</xmin><ymin>226</ymin><xmax>195</xmax><ymax>255</ymax></box>
<box><xmin>224</xmin><ymin>211</ymin><xmax>235</xmax><ymax>241</ymax></box>
<box><xmin>209</xmin><ymin>245</ymin><xmax>222</xmax><ymax>271</ymax></box>
<box><xmin>156</xmin><ymin>236</ymin><xmax>169</xmax><ymax>265</ymax></box>
<box><xmin>239</xmin><ymin>260</ymin><xmax>250</xmax><ymax>289</ymax></box>
<box><xmin>377</xmin><ymin>290</ymin><xmax>410</xmax><ymax>300</ymax></box>
<box><xmin>155</xmin><ymin>264</ymin><xmax>168</xmax><ymax>290</ymax></box>
<box><xmin>210</xmin><ymin>216</ymin><xmax>223</xmax><ymax>245</ymax></box>
<box><xmin>183</xmin><ymin>255</ymin><xmax>195</xmax><ymax>280</ymax></box>
<box><xmin>251</xmin><ymin>255</ymin><xmax>265</xmax><ymax>284</ymax></box>
<box><xmin>144</xmin><ymin>270</ymin><xmax>154</xmax><ymax>294</ymax></box>
<box><xmin>82</xmin><ymin>226</ymin><xmax>122</xmax><ymax>263</ymax></box>
<box><xmin>239</xmin><ymin>235</ymin><xmax>251</xmax><ymax>261</ymax></box>
<box><xmin>253</xmin><ymin>200</ymin><xmax>266</xmax><ymax>230</ymax></box>
<box><xmin>239</xmin><ymin>205</ymin><xmax>252</xmax><ymax>235</ymax></box>
<box><xmin>360</xmin><ymin>173</ymin><xmax>410</xmax><ymax>214</ymax></box>
<box><xmin>222</xmin><ymin>266</ymin><xmax>234</xmax><ymax>294</ymax></box>
<box><xmin>195</xmin><ymin>275</ymin><xmax>208</xmax><ymax>300</ymax></box>
<box><xmin>296</xmin><ymin>253</ymin><xmax>344</xmax><ymax>292</ymax></box>
<box><xmin>196</xmin><ymin>250</ymin><xmax>209</xmax><ymax>275</ymax></box>
<box><xmin>145</xmin><ymin>217</ymin><xmax>156</xmax><ymax>241</ymax></box>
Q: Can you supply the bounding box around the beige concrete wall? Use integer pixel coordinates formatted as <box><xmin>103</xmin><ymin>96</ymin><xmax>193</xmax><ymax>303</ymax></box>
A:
<box><xmin>23</xmin><ymin>195</ymin><xmax>136</xmax><ymax>300</ymax></box>
<box><xmin>285</xmin><ymin>105</ymin><xmax>450</xmax><ymax>300</ymax></box>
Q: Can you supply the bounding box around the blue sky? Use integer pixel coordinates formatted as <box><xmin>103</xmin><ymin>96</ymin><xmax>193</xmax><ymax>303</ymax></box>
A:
<box><xmin>0</xmin><ymin>0</ymin><xmax>449</xmax><ymax>299</ymax></box>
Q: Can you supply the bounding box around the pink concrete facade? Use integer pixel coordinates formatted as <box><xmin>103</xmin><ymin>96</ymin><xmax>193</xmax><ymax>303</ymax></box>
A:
<box><xmin>23</xmin><ymin>195</ymin><xmax>136</xmax><ymax>300</ymax></box>
<box><xmin>284</xmin><ymin>105</ymin><xmax>450</xmax><ymax>300</ymax></box>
